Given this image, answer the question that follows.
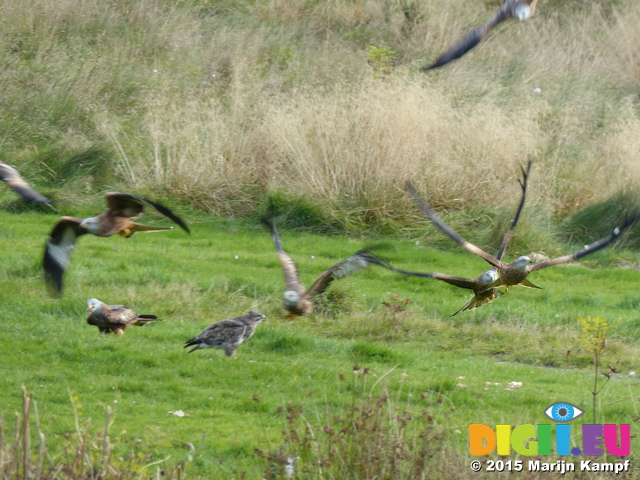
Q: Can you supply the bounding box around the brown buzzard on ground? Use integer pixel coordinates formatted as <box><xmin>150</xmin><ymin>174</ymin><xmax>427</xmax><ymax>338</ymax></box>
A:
<box><xmin>184</xmin><ymin>311</ymin><xmax>265</xmax><ymax>357</ymax></box>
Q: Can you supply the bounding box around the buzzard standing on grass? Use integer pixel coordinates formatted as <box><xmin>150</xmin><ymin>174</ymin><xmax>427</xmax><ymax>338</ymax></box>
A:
<box><xmin>405</xmin><ymin>180</ymin><xmax>639</xmax><ymax>292</ymax></box>
<box><xmin>43</xmin><ymin>192</ymin><xmax>190</xmax><ymax>294</ymax></box>
<box><xmin>261</xmin><ymin>217</ymin><xmax>373</xmax><ymax>317</ymax></box>
<box><xmin>374</xmin><ymin>161</ymin><xmax>532</xmax><ymax>315</ymax></box>
<box><xmin>184</xmin><ymin>311</ymin><xmax>265</xmax><ymax>357</ymax></box>
<box><xmin>424</xmin><ymin>0</ymin><xmax>538</xmax><ymax>70</ymax></box>
<box><xmin>0</xmin><ymin>161</ymin><xmax>53</xmax><ymax>208</ymax></box>
<box><xmin>86</xmin><ymin>298</ymin><xmax>162</xmax><ymax>335</ymax></box>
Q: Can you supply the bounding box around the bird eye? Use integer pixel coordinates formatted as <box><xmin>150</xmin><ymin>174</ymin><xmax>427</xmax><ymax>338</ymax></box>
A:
<box><xmin>544</xmin><ymin>402</ymin><xmax>583</xmax><ymax>422</ymax></box>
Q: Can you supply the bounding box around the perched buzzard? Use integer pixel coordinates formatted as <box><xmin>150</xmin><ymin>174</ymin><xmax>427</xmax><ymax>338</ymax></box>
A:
<box><xmin>184</xmin><ymin>311</ymin><xmax>265</xmax><ymax>357</ymax></box>
<box><xmin>261</xmin><ymin>218</ymin><xmax>372</xmax><ymax>317</ymax></box>
<box><xmin>44</xmin><ymin>192</ymin><xmax>190</xmax><ymax>294</ymax></box>
<box><xmin>405</xmin><ymin>180</ymin><xmax>638</xmax><ymax>292</ymax></box>
<box><xmin>0</xmin><ymin>161</ymin><xmax>53</xmax><ymax>208</ymax></box>
<box><xmin>86</xmin><ymin>298</ymin><xmax>161</xmax><ymax>335</ymax></box>
<box><xmin>376</xmin><ymin>161</ymin><xmax>531</xmax><ymax>315</ymax></box>
<box><xmin>424</xmin><ymin>0</ymin><xmax>538</xmax><ymax>70</ymax></box>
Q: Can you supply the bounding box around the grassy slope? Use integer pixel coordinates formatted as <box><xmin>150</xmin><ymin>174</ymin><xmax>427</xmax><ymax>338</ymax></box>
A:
<box><xmin>1</xmin><ymin>210</ymin><xmax>640</xmax><ymax>477</ymax></box>
<box><xmin>1</xmin><ymin>0</ymin><xmax>639</xmax><ymax>235</ymax></box>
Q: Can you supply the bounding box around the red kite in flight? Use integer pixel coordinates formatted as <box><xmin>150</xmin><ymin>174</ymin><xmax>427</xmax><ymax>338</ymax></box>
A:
<box><xmin>44</xmin><ymin>193</ymin><xmax>190</xmax><ymax>294</ymax></box>
<box><xmin>406</xmin><ymin>180</ymin><xmax>638</xmax><ymax>292</ymax></box>
<box><xmin>374</xmin><ymin>161</ymin><xmax>532</xmax><ymax>315</ymax></box>
<box><xmin>424</xmin><ymin>0</ymin><xmax>538</xmax><ymax>70</ymax></box>
<box><xmin>0</xmin><ymin>162</ymin><xmax>53</xmax><ymax>208</ymax></box>
<box><xmin>261</xmin><ymin>217</ymin><xmax>373</xmax><ymax>317</ymax></box>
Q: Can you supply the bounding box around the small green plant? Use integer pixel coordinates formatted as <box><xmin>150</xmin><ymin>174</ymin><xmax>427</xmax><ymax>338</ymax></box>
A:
<box><xmin>382</xmin><ymin>293</ymin><xmax>411</xmax><ymax>331</ymax></box>
<box><xmin>577</xmin><ymin>316</ymin><xmax>618</xmax><ymax>423</ymax></box>
<box><xmin>366</xmin><ymin>45</ymin><xmax>398</xmax><ymax>79</ymax></box>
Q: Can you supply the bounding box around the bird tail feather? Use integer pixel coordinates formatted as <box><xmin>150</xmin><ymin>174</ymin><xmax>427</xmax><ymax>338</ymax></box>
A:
<box><xmin>451</xmin><ymin>290</ymin><xmax>504</xmax><ymax>317</ymax></box>
<box><xmin>134</xmin><ymin>315</ymin><xmax>162</xmax><ymax>326</ymax></box>
<box><xmin>129</xmin><ymin>224</ymin><xmax>174</xmax><ymax>234</ymax></box>
<box><xmin>519</xmin><ymin>278</ymin><xmax>542</xmax><ymax>289</ymax></box>
<box><xmin>184</xmin><ymin>338</ymin><xmax>201</xmax><ymax>353</ymax></box>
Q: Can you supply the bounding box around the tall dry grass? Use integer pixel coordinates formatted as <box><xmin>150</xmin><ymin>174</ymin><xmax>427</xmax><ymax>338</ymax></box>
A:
<box><xmin>2</xmin><ymin>0</ymin><xmax>639</xmax><ymax>235</ymax></box>
<box><xmin>0</xmin><ymin>387</ymin><xmax>185</xmax><ymax>480</ymax></box>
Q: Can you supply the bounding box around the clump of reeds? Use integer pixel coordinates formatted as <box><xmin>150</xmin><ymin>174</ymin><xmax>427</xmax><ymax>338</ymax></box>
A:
<box><xmin>256</xmin><ymin>369</ymin><xmax>445</xmax><ymax>479</ymax></box>
<box><xmin>0</xmin><ymin>386</ymin><xmax>186</xmax><ymax>480</ymax></box>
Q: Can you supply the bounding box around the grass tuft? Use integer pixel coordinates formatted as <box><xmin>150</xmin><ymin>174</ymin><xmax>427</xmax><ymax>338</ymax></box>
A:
<box><xmin>0</xmin><ymin>386</ymin><xmax>186</xmax><ymax>480</ymax></box>
<box><xmin>256</xmin><ymin>374</ymin><xmax>445</xmax><ymax>480</ymax></box>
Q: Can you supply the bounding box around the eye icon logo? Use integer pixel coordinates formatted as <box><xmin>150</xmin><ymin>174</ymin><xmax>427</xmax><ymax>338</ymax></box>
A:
<box><xmin>544</xmin><ymin>402</ymin><xmax>584</xmax><ymax>422</ymax></box>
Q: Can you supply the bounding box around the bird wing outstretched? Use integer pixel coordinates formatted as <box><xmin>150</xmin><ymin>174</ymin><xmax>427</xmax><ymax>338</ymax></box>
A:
<box><xmin>403</xmin><ymin>163</ymin><xmax>531</xmax><ymax>315</ymax></box>
<box><xmin>44</xmin><ymin>193</ymin><xmax>189</xmax><ymax>294</ymax></box>
<box><xmin>261</xmin><ymin>218</ymin><xmax>306</xmax><ymax>294</ymax></box>
<box><xmin>0</xmin><ymin>162</ymin><xmax>53</xmax><ymax>208</ymax></box>
<box><xmin>106</xmin><ymin>193</ymin><xmax>190</xmax><ymax>234</ymax></box>
<box><xmin>496</xmin><ymin>159</ymin><xmax>531</xmax><ymax>261</ymax></box>
<box><xmin>43</xmin><ymin>217</ymin><xmax>87</xmax><ymax>294</ymax></box>
<box><xmin>105</xmin><ymin>193</ymin><xmax>146</xmax><ymax>218</ymax></box>
<box><xmin>424</xmin><ymin>0</ymin><xmax>538</xmax><ymax>70</ymax></box>
<box><xmin>529</xmin><ymin>215</ymin><xmax>639</xmax><ymax>272</ymax></box>
<box><xmin>405</xmin><ymin>181</ymin><xmax>506</xmax><ymax>270</ymax></box>
<box><xmin>304</xmin><ymin>250</ymin><xmax>370</xmax><ymax>300</ymax></box>
<box><xmin>365</xmin><ymin>254</ymin><xmax>481</xmax><ymax>290</ymax></box>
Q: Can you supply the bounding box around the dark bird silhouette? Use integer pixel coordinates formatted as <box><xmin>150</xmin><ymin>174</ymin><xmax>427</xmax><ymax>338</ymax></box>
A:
<box><xmin>44</xmin><ymin>192</ymin><xmax>190</xmax><ymax>294</ymax></box>
<box><xmin>0</xmin><ymin>162</ymin><xmax>53</xmax><ymax>208</ymax></box>
<box><xmin>424</xmin><ymin>0</ymin><xmax>538</xmax><ymax>70</ymax></box>
<box><xmin>86</xmin><ymin>298</ymin><xmax>161</xmax><ymax>335</ymax></box>
<box><xmin>184</xmin><ymin>311</ymin><xmax>265</xmax><ymax>357</ymax></box>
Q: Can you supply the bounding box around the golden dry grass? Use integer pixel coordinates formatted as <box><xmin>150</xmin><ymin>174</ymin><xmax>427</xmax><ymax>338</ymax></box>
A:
<box><xmin>2</xmin><ymin>0</ymin><xmax>639</xmax><ymax>232</ymax></box>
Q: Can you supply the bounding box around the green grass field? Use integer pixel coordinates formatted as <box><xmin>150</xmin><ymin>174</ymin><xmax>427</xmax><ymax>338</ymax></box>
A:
<box><xmin>1</xmin><ymin>209</ymin><xmax>640</xmax><ymax>478</ymax></box>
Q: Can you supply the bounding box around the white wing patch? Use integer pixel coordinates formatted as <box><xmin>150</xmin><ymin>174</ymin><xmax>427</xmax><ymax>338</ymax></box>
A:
<box><xmin>48</xmin><ymin>227</ymin><xmax>78</xmax><ymax>269</ymax></box>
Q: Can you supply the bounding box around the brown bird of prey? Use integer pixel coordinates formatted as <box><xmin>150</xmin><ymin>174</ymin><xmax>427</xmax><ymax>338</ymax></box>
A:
<box><xmin>261</xmin><ymin>217</ymin><xmax>372</xmax><ymax>317</ymax></box>
<box><xmin>44</xmin><ymin>192</ymin><xmax>190</xmax><ymax>294</ymax></box>
<box><xmin>424</xmin><ymin>0</ymin><xmax>538</xmax><ymax>70</ymax></box>
<box><xmin>405</xmin><ymin>180</ymin><xmax>638</xmax><ymax>292</ymax></box>
<box><xmin>86</xmin><ymin>298</ymin><xmax>162</xmax><ymax>335</ymax></box>
<box><xmin>184</xmin><ymin>311</ymin><xmax>266</xmax><ymax>357</ymax></box>
<box><xmin>375</xmin><ymin>161</ymin><xmax>532</xmax><ymax>315</ymax></box>
<box><xmin>0</xmin><ymin>161</ymin><xmax>53</xmax><ymax>208</ymax></box>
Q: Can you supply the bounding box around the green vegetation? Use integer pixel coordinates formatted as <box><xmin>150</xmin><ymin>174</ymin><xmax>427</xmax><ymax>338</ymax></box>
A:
<box><xmin>1</xmin><ymin>212</ymin><xmax>640</xmax><ymax>477</ymax></box>
<box><xmin>577</xmin><ymin>315</ymin><xmax>617</xmax><ymax>425</ymax></box>
<box><xmin>1</xmin><ymin>0</ymin><xmax>640</xmax><ymax>236</ymax></box>
<box><xmin>1</xmin><ymin>387</ymin><xmax>186</xmax><ymax>479</ymax></box>
<box><xmin>2</xmin><ymin>0</ymin><xmax>640</xmax><ymax>477</ymax></box>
